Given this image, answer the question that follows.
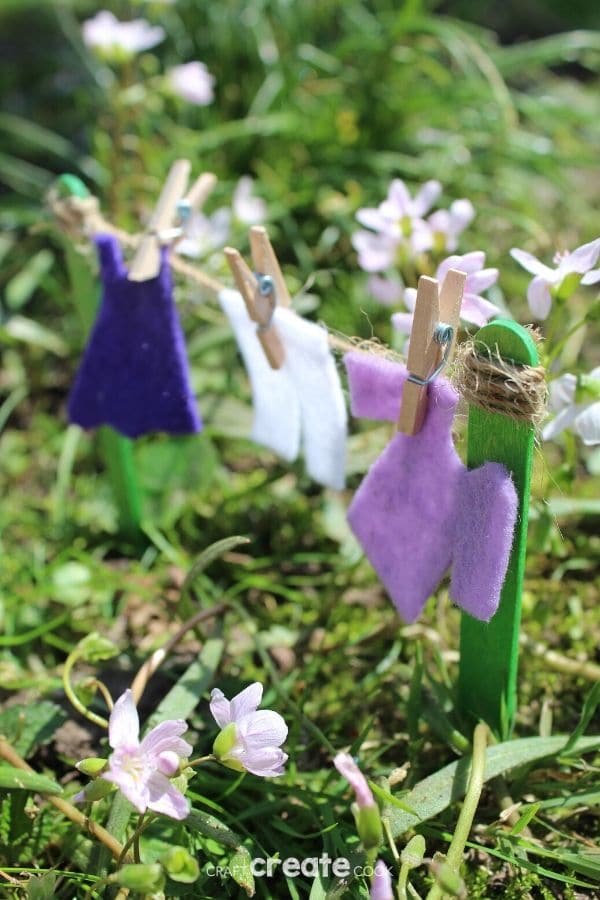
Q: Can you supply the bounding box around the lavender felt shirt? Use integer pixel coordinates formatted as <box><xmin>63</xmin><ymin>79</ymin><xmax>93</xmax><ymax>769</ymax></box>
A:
<box><xmin>68</xmin><ymin>235</ymin><xmax>201</xmax><ymax>438</ymax></box>
<box><xmin>345</xmin><ymin>351</ymin><xmax>518</xmax><ymax>623</ymax></box>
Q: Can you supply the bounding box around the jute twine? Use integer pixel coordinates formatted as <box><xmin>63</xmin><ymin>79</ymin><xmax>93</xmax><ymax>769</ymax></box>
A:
<box><xmin>452</xmin><ymin>332</ymin><xmax>548</xmax><ymax>426</ymax></box>
<box><xmin>47</xmin><ymin>188</ymin><xmax>548</xmax><ymax>413</ymax></box>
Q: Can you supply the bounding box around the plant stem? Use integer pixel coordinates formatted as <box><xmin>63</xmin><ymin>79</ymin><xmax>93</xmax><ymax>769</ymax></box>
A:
<box><xmin>188</xmin><ymin>755</ymin><xmax>215</xmax><ymax>767</ymax></box>
<box><xmin>0</xmin><ymin>738</ymin><xmax>128</xmax><ymax>863</ymax></box>
<box><xmin>425</xmin><ymin>724</ymin><xmax>488</xmax><ymax>900</ymax></box>
<box><xmin>118</xmin><ymin>813</ymin><xmax>154</xmax><ymax>866</ymax></box>
<box><xmin>62</xmin><ymin>650</ymin><xmax>109</xmax><ymax>729</ymax></box>
<box><xmin>90</xmin><ymin>678</ymin><xmax>115</xmax><ymax>712</ymax></box>
<box><xmin>130</xmin><ymin>601</ymin><xmax>228</xmax><ymax>703</ymax></box>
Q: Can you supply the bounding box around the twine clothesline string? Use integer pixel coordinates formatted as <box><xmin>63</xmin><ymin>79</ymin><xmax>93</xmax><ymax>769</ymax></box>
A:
<box><xmin>453</xmin><ymin>338</ymin><xmax>548</xmax><ymax>426</ymax></box>
<box><xmin>48</xmin><ymin>190</ymin><xmax>547</xmax><ymax>426</ymax></box>
<box><xmin>47</xmin><ymin>189</ymin><xmax>363</xmax><ymax>356</ymax></box>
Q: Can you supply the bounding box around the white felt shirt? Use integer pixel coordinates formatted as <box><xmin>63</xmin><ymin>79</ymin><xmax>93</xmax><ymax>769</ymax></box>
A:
<box><xmin>219</xmin><ymin>289</ymin><xmax>347</xmax><ymax>489</ymax></box>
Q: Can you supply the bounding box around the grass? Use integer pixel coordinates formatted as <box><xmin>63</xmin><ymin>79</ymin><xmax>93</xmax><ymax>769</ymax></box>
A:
<box><xmin>1</xmin><ymin>1</ymin><xmax>600</xmax><ymax>897</ymax></box>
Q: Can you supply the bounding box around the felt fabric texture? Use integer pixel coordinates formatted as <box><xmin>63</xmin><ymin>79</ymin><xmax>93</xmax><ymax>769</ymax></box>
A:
<box><xmin>68</xmin><ymin>235</ymin><xmax>201</xmax><ymax>438</ymax></box>
<box><xmin>218</xmin><ymin>289</ymin><xmax>301</xmax><ymax>462</ymax></box>
<box><xmin>219</xmin><ymin>289</ymin><xmax>347</xmax><ymax>489</ymax></box>
<box><xmin>345</xmin><ymin>351</ymin><xmax>517</xmax><ymax>623</ymax></box>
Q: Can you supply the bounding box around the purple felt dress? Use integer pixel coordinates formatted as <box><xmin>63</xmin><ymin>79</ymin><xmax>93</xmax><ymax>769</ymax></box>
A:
<box><xmin>68</xmin><ymin>235</ymin><xmax>201</xmax><ymax>439</ymax></box>
<box><xmin>345</xmin><ymin>351</ymin><xmax>517</xmax><ymax>623</ymax></box>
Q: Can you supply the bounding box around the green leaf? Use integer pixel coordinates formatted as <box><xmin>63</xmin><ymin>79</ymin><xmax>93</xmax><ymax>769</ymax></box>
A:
<box><xmin>0</xmin><ymin>701</ymin><xmax>67</xmax><ymax>758</ymax></box>
<box><xmin>1</xmin><ymin>315</ymin><xmax>68</xmax><ymax>356</ymax></box>
<box><xmin>187</xmin><ymin>809</ymin><xmax>255</xmax><ymax>896</ymax></box>
<box><xmin>368</xmin><ymin>780</ymin><xmax>416</xmax><ymax>815</ymax></box>
<box><xmin>0</xmin><ymin>766</ymin><xmax>62</xmax><ymax>794</ymax></box>
<box><xmin>229</xmin><ymin>847</ymin><xmax>256</xmax><ymax>897</ymax></box>
<box><xmin>136</xmin><ymin>434</ymin><xmax>219</xmax><ymax>500</ymax></box>
<box><xmin>389</xmin><ymin>735</ymin><xmax>600</xmax><ymax>837</ymax></box>
<box><xmin>160</xmin><ymin>845</ymin><xmax>200</xmax><ymax>884</ymax></box>
<box><xmin>75</xmin><ymin>631</ymin><xmax>119</xmax><ymax>663</ymax></box>
<box><xmin>143</xmin><ymin>637</ymin><xmax>224</xmax><ymax>732</ymax></box>
<box><xmin>509</xmin><ymin>802</ymin><xmax>541</xmax><ymax>835</ymax></box>
<box><xmin>187</xmin><ymin>809</ymin><xmax>247</xmax><ymax>850</ymax></box>
<box><xmin>5</xmin><ymin>249</ymin><xmax>54</xmax><ymax>310</ymax></box>
<box><xmin>26</xmin><ymin>873</ymin><xmax>57</xmax><ymax>900</ymax></box>
<box><xmin>561</xmin><ymin>682</ymin><xmax>600</xmax><ymax>755</ymax></box>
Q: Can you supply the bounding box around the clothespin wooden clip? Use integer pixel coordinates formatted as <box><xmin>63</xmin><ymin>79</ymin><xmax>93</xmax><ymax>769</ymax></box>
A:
<box><xmin>398</xmin><ymin>268</ymin><xmax>466</xmax><ymax>435</ymax></box>
<box><xmin>128</xmin><ymin>159</ymin><xmax>191</xmax><ymax>282</ymax></box>
<box><xmin>224</xmin><ymin>226</ymin><xmax>291</xmax><ymax>370</ymax></box>
<box><xmin>175</xmin><ymin>171</ymin><xmax>217</xmax><ymax>230</ymax></box>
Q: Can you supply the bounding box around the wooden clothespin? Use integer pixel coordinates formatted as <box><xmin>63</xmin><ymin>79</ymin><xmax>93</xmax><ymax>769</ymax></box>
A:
<box><xmin>175</xmin><ymin>171</ymin><xmax>217</xmax><ymax>229</ymax></box>
<box><xmin>224</xmin><ymin>226</ymin><xmax>291</xmax><ymax>370</ymax></box>
<box><xmin>128</xmin><ymin>159</ymin><xmax>191</xmax><ymax>282</ymax></box>
<box><xmin>398</xmin><ymin>268</ymin><xmax>466</xmax><ymax>435</ymax></box>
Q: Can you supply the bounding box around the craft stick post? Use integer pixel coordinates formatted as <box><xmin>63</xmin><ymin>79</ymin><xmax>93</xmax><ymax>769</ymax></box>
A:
<box><xmin>55</xmin><ymin>174</ymin><xmax>143</xmax><ymax>543</ymax></box>
<box><xmin>457</xmin><ymin>319</ymin><xmax>539</xmax><ymax>738</ymax></box>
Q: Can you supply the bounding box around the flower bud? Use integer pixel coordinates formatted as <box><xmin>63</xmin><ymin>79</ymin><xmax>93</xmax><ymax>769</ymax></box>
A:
<box><xmin>212</xmin><ymin>722</ymin><xmax>244</xmax><ymax>771</ymax></box>
<box><xmin>114</xmin><ymin>864</ymin><xmax>165</xmax><ymax>892</ymax></box>
<box><xmin>400</xmin><ymin>834</ymin><xmax>426</xmax><ymax>869</ymax></box>
<box><xmin>556</xmin><ymin>272</ymin><xmax>581</xmax><ymax>301</ymax></box>
<box><xmin>355</xmin><ymin>803</ymin><xmax>383</xmax><ymax>851</ymax></box>
<box><xmin>160</xmin><ymin>846</ymin><xmax>200</xmax><ymax>884</ymax></box>
<box><xmin>430</xmin><ymin>855</ymin><xmax>466</xmax><ymax>898</ymax></box>
<box><xmin>75</xmin><ymin>757</ymin><xmax>107</xmax><ymax>778</ymax></box>
<box><xmin>78</xmin><ymin>778</ymin><xmax>116</xmax><ymax>802</ymax></box>
<box><xmin>76</xmin><ymin>632</ymin><xmax>119</xmax><ymax>663</ymax></box>
<box><xmin>157</xmin><ymin>751</ymin><xmax>180</xmax><ymax>777</ymax></box>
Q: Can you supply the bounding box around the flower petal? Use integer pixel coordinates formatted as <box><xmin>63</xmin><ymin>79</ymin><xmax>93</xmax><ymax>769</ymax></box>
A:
<box><xmin>410</xmin><ymin>220</ymin><xmax>434</xmax><ymax>252</ymax></box>
<box><xmin>371</xmin><ymin>860</ymin><xmax>394</xmax><ymax>900</ymax></box>
<box><xmin>140</xmin><ymin>720</ymin><xmax>192</xmax><ymax>761</ymax></box>
<box><xmin>437</xmin><ymin>251</ymin><xmax>484</xmax><ymax>282</ymax></box>
<box><xmin>352</xmin><ymin>231</ymin><xmax>397</xmax><ymax>272</ymax></box>
<box><xmin>527</xmin><ymin>276</ymin><xmax>553</xmax><ymax>320</ymax></box>
<box><xmin>238</xmin><ymin>746</ymin><xmax>288</xmax><ymax>777</ymax></box>
<box><xmin>109</xmin><ymin>690</ymin><xmax>139</xmax><ymax>750</ymax></box>
<box><xmin>333</xmin><ymin>752</ymin><xmax>374</xmax><ymax>808</ymax></box>
<box><xmin>386</xmin><ymin>179</ymin><xmax>412</xmax><ymax>216</ymax></box>
<box><xmin>230</xmin><ymin>682</ymin><xmax>264</xmax><ymax>721</ymax></box>
<box><xmin>391</xmin><ymin>312</ymin><xmax>413</xmax><ymax>334</ymax></box>
<box><xmin>581</xmin><ymin>267</ymin><xmax>600</xmax><ymax>285</ymax></box>
<box><xmin>356</xmin><ymin>207</ymin><xmax>388</xmax><ymax>231</ymax></box>
<box><xmin>564</xmin><ymin>237</ymin><xmax>600</xmax><ymax>274</ymax></box>
<box><xmin>237</xmin><ymin>709</ymin><xmax>287</xmax><ymax>748</ymax></box>
<box><xmin>449</xmin><ymin>198</ymin><xmax>475</xmax><ymax>230</ymax></box>
<box><xmin>233</xmin><ymin>176</ymin><xmax>267</xmax><ymax>225</ymax></box>
<box><xmin>146</xmin><ymin>772</ymin><xmax>190</xmax><ymax>820</ymax></box>
<box><xmin>575</xmin><ymin>401</ymin><xmax>600</xmax><ymax>445</ymax></box>
<box><xmin>547</xmin><ymin>373</ymin><xmax>576</xmax><ymax>413</ymax></box>
<box><xmin>542</xmin><ymin>404</ymin><xmax>582</xmax><ymax>442</ymax></box>
<box><xmin>466</xmin><ymin>267</ymin><xmax>498</xmax><ymax>294</ymax></box>
<box><xmin>103</xmin><ymin>769</ymin><xmax>148</xmax><ymax>814</ymax></box>
<box><xmin>368</xmin><ymin>275</ymin><xmax>404</xmax><ymax>305</ymax></box>
<box><xmin>510</xmin><ymin>248</ymin><xmax>555</xmax><ymax>279</ymax></box>
<box><xmin>411</xmin><ymin>179</ymin><xmax>441</xmax><ymax>216</ymax></box>
<box><xmin>169</xmin><ymin>61</ymin><xmax>215</xmax><ymax>106</ymax></box>
<box><xmin>460</xmin><ymin>293</ymin><xmax>500</xmax><ymax>326</ymax></box>
<box><xmin>209</xmin><ymin>688</ymin><xmax>232</xmax><ymax>728</ymax></box>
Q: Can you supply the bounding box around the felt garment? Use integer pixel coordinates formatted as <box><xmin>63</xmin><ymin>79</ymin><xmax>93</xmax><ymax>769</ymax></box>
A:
<box><xmin>219</xmin><ymin>289</ymin><xmax>347</xmax><ymax>489</ymax></box>
<box><xmin>345</xmin><ymin>351</ymin><xmax>518</xmax><ymax>623</ymax></box>
<box><xmin>68</xmin><ymin>235</ymin><xmax>201</xmax><ymax>438</ymax></box>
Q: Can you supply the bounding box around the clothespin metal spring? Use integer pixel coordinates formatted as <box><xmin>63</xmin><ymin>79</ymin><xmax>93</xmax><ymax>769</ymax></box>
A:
<box><xmin>407</xmin><ymin>323</ymin><xmax>454</xmax><ymax>387</ymax></box>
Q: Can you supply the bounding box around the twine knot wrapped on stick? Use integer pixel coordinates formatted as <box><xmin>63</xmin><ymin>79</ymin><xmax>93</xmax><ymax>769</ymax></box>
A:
<box><xmin>453</xmin><ymin>335</ymin><xmax>548</xmax><ymax>427</ymax></box>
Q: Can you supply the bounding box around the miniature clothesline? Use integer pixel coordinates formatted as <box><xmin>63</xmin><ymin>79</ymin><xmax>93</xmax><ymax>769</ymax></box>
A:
<box><xmin>48</xmin><ymin>188</ymin><xmax>547</xmax><ymax>433</ymax></box>
<box><xmin>48</xmin><ymin>189</ymin><xmax>359</xmax><ymax>357</ymax></box>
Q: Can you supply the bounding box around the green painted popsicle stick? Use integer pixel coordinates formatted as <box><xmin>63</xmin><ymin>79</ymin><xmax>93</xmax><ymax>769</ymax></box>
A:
<box><xmin>457</xmin><ymin>319</ymin><xmax>539</xmax><ymax>738</ymax></box>
<box><xmin>56</xmin><ymin>174</ymin><xmax>143</xmax><ymax>542</ymax></box>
